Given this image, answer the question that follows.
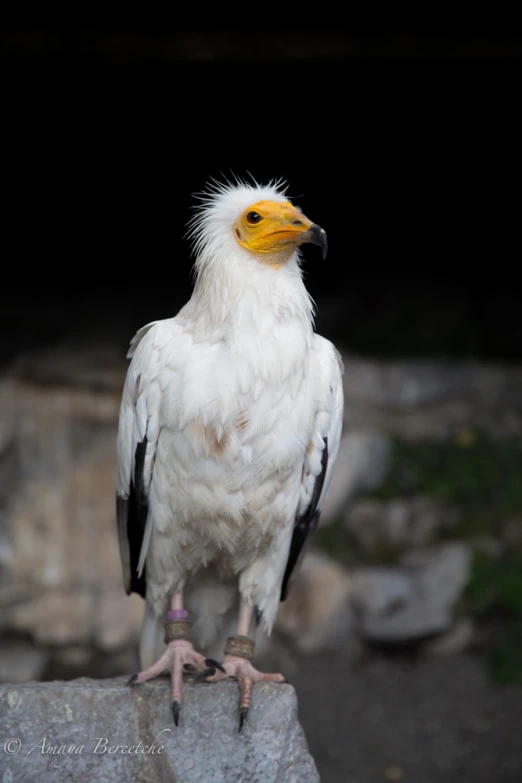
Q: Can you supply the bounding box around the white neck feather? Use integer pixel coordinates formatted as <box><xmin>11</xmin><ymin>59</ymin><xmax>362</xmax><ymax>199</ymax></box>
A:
<box><xmin>186</xmin><ymin>243</ymin><xmax>315</xmax><ymax>349</ymax></box>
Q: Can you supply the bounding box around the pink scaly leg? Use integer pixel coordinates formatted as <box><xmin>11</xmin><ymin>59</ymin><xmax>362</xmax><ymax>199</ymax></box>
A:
<box><xmin>205</xmin><ymin>600</ymin><xmax>286</xmax><ymax>732</ymax></box>
<box><xmin>127</xmin><ymin>591</ymin><xmax>225</xmax><ymax>726</ymax></box>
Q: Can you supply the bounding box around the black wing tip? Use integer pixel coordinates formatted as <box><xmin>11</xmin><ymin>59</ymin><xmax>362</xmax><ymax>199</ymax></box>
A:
<box><xmin>116</xmin><ymin>439</ymin><xmax>149</xmax><ymax>600</ymax></box>
<box><xmin>130</xmin><ymin>572</ymin><xmax>146</xmax><ymax>598</ymax></box>
<box><xmin>122</xmin><ymin>562</ymin><xmax>146</xmax><ymax>598</ymax></box>
<box><xmin>280</xmin><ymin>437</ymin><xmax>329</xmax><ymax>602</ymax></box>
<box><xmin>280</xmin><ymin>510</ymin><xmax>321</xmax><ymax>601</ymax></box>
<box><xmin>129</xmin><ymin>438</ymin><xmax>149</xmax><ymax>598</ymax></box>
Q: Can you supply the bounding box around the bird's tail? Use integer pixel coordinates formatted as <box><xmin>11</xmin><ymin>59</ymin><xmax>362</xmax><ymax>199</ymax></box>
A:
<box><xmin>186</xmin><ymin>579</ymin><xmax>240</xmax><ymax>661</ymax></box>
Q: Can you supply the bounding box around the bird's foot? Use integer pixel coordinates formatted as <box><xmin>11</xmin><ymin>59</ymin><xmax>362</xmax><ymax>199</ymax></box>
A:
<box><xmin>203</xmin><ymin>654</ymin><xmax>286</xmax><ymax>733</ymax></box>
<box><xmin>127</xmin><ymin>639</ymin><xmax>224</xmax><ymax>726</ymax></box>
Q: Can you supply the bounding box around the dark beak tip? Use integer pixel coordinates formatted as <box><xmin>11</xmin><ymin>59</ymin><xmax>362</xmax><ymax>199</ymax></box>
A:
<box><xmin>307</xmin><ymin>223</ymin><xmax>328</xmax><ymax>260</ymax></box>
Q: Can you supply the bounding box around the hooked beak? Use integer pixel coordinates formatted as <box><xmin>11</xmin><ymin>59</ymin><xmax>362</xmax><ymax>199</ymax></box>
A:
<box><xmin>301</xmin><ymin>224</ymin><xmax>328</xmax><ymax>260</ymax></box>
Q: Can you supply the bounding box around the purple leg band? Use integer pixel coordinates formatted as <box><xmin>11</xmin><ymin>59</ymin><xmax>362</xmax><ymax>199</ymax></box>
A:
<box><xmin>166</xmin><ymin>609</ymin><xmax>189</xmax><ymax>621</ymax></box>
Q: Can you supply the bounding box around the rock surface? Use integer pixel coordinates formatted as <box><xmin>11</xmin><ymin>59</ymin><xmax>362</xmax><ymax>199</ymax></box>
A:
<box><xmin>0</xmin><ymin>677</ymin><xmax>319</xmax><ymax>783</ymax></box>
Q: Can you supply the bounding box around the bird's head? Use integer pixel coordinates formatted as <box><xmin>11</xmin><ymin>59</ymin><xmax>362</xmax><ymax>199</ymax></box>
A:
<box><xmin>233</xmin><ymin>197</ymin><xmax>327</xmax><ymax>264</ymax></box>
<box><xmin>189</xmin><ymin>179</ymin><xmax>327</xmax><ymax>271</ymax></box>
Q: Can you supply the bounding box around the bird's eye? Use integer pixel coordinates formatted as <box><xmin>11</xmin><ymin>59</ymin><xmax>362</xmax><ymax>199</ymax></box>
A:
<box><xmin>246</xmin><ymin>211</ymin><xmax>262</xmax><ymax>224</ymax></box>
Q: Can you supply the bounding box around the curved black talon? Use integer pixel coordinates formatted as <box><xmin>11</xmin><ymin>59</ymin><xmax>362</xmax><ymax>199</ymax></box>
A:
<box><xmin>205</xmin><ymin>658</ymin><xmax>226</xmax><ymax>674</ymax></box>
<box><xmin>238</xmin><ymin>707</ymin><xmax>249</xmax><ymax>734</ymax></box>
<box><xmin>172</xmin><ymin>700</ymin><xmax>180</xmax><ymax>726</ymax></box>
<box><xmin>126</xmin><ymin>673</ymin><xmax>139</xmax><ymax>686</ymax></box>
<box><xmin>195</xmin><ymin>667</ymin><xmax>216</xmax><ymax>683</ymax></box>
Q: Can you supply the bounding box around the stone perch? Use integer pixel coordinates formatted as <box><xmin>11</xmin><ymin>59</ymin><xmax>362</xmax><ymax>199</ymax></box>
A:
<box><xmin>0</xmin><ymin>677</ymin><xmax>319</xmax><ymax>782</ymax></box>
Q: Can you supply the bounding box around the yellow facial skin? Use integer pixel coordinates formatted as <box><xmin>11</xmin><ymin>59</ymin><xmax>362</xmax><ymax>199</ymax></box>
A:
<box><xmin>233</xmin><ymin>200</ymin><xmax>323</xmax><ymax>265</ymax></box>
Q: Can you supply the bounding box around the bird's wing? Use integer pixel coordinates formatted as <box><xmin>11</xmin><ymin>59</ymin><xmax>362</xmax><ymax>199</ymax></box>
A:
<box><xmin>116</xmin><ymin>321</ymin><xmax>164</xmax><ymax>596</ymax></box>
<box><xmin>280</xmin><ymin>337</ymin><xmax>344</xmax><ymax>600</ymax></box>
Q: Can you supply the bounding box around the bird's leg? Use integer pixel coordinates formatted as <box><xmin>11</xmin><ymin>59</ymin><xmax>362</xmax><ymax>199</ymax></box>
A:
<box><xmin>204</xmin><ymin>600</ymin><xmax>286</xmax><ymax>733</ymax></box>
<box><xmin>127</xmin><ymin>591</ymin><xmax>224</xmax><ymax>726</ymax></box>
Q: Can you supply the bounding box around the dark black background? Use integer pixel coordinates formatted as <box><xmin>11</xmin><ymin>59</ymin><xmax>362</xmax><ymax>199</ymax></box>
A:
<box><xmin>2</xmin><ymin>25</ymin><xmax>521</xmax><ymax>364</ymax></box>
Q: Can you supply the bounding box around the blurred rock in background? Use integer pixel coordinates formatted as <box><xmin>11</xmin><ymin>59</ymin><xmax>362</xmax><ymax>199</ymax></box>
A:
<box><xmin>272</xmin><ymin>550</ymin><xmax>354</xmax><ymax>655</ymax></box>
<box><xmin>350</xmin><ymin>542</ymin><xmax>471</xmax><ymax>643</ymax></box>
<box><xmin>344</xmin><ymin>496</ymin><xmax>461</xmax><ymax>555</ymax></box>
<box><xmin>0</xmin><ymin>347</ymin><xmax>142</xmax><ymax>684</ymax></box>
<box><xmin>1</xmin><ymin>344</ymin><xmax>522</xmax><ymax>685</ymax></box>
<box><xmin>341</xmin><ymin>353</ymin><xmax>522</xmax><ymax>439</ymax></box>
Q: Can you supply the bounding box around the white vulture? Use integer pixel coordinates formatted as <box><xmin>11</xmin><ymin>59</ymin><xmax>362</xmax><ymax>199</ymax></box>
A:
<box><xmin>116</xmin><ymin>179</ymin><xmax>344</xmax><ymax>731</ymax></box>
